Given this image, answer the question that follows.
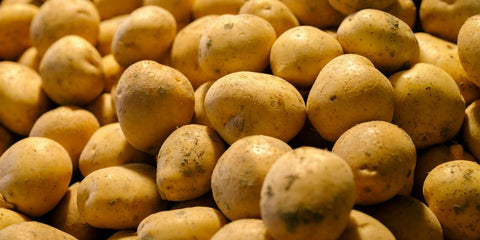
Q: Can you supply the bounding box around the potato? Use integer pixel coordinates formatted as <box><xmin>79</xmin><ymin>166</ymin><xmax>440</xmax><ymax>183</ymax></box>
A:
<box><xmin>204</xmin><ymin>71</ymin><xmax>306</xmax><ymax>145</ymax></box>
<box><xmin>260</xmin><ymin>147</ymin><xmax>355</xmax><ymax>240</ymax></box>
<box><xmin>30</xmin><ymin>0</ymin><xmax>100</xmax><ymax>56</ymax></box>
<box><xmin>40</xmin><ymin>35</ymin><xmax>105</xmax><ymax>106</ymax></box>
<box><xmin>385</xmin><ymin>0</ymin><xmax>417</xmax><ymax>29</ymax></box>
<box><xmin>112</xmin><ymin>6</ymin><xmax>176</xmax><ymax>68</ymax></box>
<box><xmin>306</xmin><ymin>54</ymin><xmax>394</xmax><ymax>142</ymax></box>
<box><xmin>390</xmin><ymin>63</ymin><xmax>466</xmax><ymax>149</ymax></box>
<box><xmin>0</xmin><ymin>221</ymin><xmax>77</xmax><ymax>240</ymax></box>
<box><xmin>337</xmin><ymin>210</ymin><xmax>395</xmax><ymax>240</ymax></box>
<box><xmin>144</xmin><ymin>0</ymin><xmax>194</xmax><ymax>29</ymax></box>
<box><xmin>270</xmin><ymin>26</ymin><xmax>343</xmax><ymax>90</ymax></box>
<box><xmin>108</xmin><ymin>230</ymin><xmax>138</xmax><ymax>240</ymax></box>
<box><xmin>0</xmin><ymin>3</ymin><xmax>38</xmax><ymax>60</ymax></box>
<box><xmin>192</xmin><ymin>0</ymin><xmax>245</xmax><ymax>19</ymax></box>
<box><xmin>0</xmin><ymin>208</ymin><xmax>30</xmax><ymax>230</ymax></box>
<box><xmin>77</xmin><ymin>163</ymin><xmax>167</xmax><ymax>229</ymax></box>
<box><xmin>115</xmin><ymin>60</ymin><xmax>194</xmax><ymax>155</ymax></box>
<box><xmin>85</xmin><ymin>93</ymin><xmax>118</xmax><ymax>126</ymax></box>
<box><xmin>102</xmin><ymin>54</ymin><xmax>124</xmax><ymax>92</ymax></box>
<box><xmin>0</xmin><ymin>62</ymin><xmax>50</xmax><ymax>136</ymax></box>
<box><xmin>17</xmin><ymin>47</ymin><xmax>40</xmax><ymax>72</ymax></box>
<box><xmin>239</xmin><ymin>0</ymin><xmax>299</xmax><ymax>36</ymax></box>
<box><xmin>329</xmin><ymin>0</ymin><xmax>395</xmax><ymax>15</ymax></box>
<box><xmin>138</xmin><ymin>207</ymin><xmax>228</xmax><ymax>239</ymax></box>
<box><xmin>332</xmin><ymin>121</ymin><xmax>416</xmax><ymax>205</ymax></box>
<box><xmin>156</xmin><ymin>124</ymin><xmax>226</xmax><ymax>201</ymax></box>
<box><xmin>462</xmin><ymin>99</ymin><xmax>480</xmax><ymax>160</ymax></box>
<box><xmin>211</xmin><ymin>219</ymin><xmax>273</xmax><ymax>240</ymax></box>
<box><xmin>458</xmin><ymin>14</ymin><xmax>480</xmax><ymax>87</ymax></box>
<box><xmin>170</xmin><ymin>15</ymin><xmax>218</xmax><ymax>89</ymax></box>
<box><xmin>97</xmin><ymin>15</ymin><xmax>128</xmax><ymax>57</ymax></box>
<box><xmin>29</xmin><ymin>106</ymin><xmax>100</xmax><ymax>174</ymax></box>
<box><xmin>337</xmin><ymin>9</ymin><xmax>419</xmax><ymax>74</ymax></box>
<box><xmin>79</xmin><ymin>123</ymin><xmax>153</xmax><ymax>177</ymax></box>
<box><xmin>1</xmin><ymin>0</ymin><xmax>44</xmax><ymax>6</ymax></box>
<box><xmin>416</xmin><ymin>32</ymin><xmax>480</xmax><ymax>104</ymax></box>
<box><xmin>94</xmin><ymin>0</ymin><xmax>142</xmax><ymax>20</ymax></box>
<box><xmin>420</xmin><ymin>0</ymin><xmax>480</xmax><ymax>43</ymax></box>
<box><xmin>368</xmin><ymin>195</ymin><xmax>443</xmax><ymax>240</ymax></box>
<box><xmin>0</xmin><ymin>137</ymin><xmax>72</xmax><ymax>217</ymax></box>
<box><xmin>287</xmin><ymin>118</ymin><xmax>332</xmax><ymax>150</ymax></box>
<box><xmin>279</xmin><ymin>0</ymin><xmax>345</xmax><ymax>29</ymax></box>
<box><xmin>169</xmin><ymin>192</ymin><xmax>218</xmax><ymax>210</ymax></box>
<box><xmin>211</xmin><ymin>135</ymin><xmax>292</xmax><ymax>220</ymax></box>
<box><xmin>198</xmin><ymin>14</ymin><xmax>276</xmax><ymax>79</ymax></box>
<box><xmin>193</xmin><ymin>81</ymin><xmax>214</xmax><ymax>128</ymax></box>
<box><xmin>423</xmin><ymin>160</ymin><xmax>480</xmax><ymax>240</ymax></box>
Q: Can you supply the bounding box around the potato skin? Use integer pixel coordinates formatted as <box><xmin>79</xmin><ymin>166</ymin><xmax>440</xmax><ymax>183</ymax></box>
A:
<box><xmin>211</xmin><ymin>219</ymin><xmax>273</xmax><ymax>240</ymax></box>
<box><xmin>279</xmin><ymin>0</ymin><xmax>345</xmax><ymax>29</ymax></box>
<box><xmin>337</xmin><ymin>210</ymin><xmax>395</xmax><ymax>240</ymax></box>
<box><xmin>328</xmin><ymin>0</ymin><xmax>395</xmax><ymax>15</ymax></box>
<box><xmin>0</xmin><ymin>208</ymin><xmax>30</xmax><ymax>230</ymax></box>
<box><xmin>93</xmin><ymin>0</ymin><xmax>142</xmax><ymax>20</ymax></box>
<box><xmin>0</xmin><ymin>221</ymin><xmax>77</xmax><ymax>240</ymax></box>
<box><xmin>144</xmin><ymin>0</ymin><xmax>193</xmax><ymax>29</ymax></box>
<box><xmin>458</xmin><ymin>14</ymin><xmax>480</xmax><ymax>87</ymax></box>
<box><xmin>192</xmin><ymin>0</ymin><xmax>245</xmax><ymax>19</ymax></box>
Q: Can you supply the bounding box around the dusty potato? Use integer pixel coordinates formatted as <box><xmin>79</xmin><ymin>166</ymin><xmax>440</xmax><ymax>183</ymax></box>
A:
<box><xmin>458</xmin><ymin>14</ymin><xmax>480</xmax><ymax>87</ymax></box>
<box><xmin>94</xmin><ymin>0</ymin><xmax>142</xmax><ymax>20</ymax></box>
<box><xmin>0</xmin><ymin>221</ymin><xmax>77</xmax><ymax>240</ymax></box>
<box><xmin>115</xmin><ymin>60</ymin><xmax>194</xmax><ymax>155</ymax></box>
<box><xmin>211</xmin><ymin>219</ymin><xmax>273</xmax><ymax>240</ymax></box>
<box><xmin>306</xmin><ymin>54</ymin><xmax>394</xmax><ymax>142</ymax></box>
<box><xmin>30</xmin><ymin>0</ymin><xmax>100</xmax><ymax>56</ymax></box>
<box><xmin>385</xmin><ymin>0</ymin><xmax>417</xmax><ymax>29</ymax></box>
<box><xmin>211</xmin><ymin>135</ymin><xmax>292</xmax><ymax>220</ymax></box>
<box><xmin>198</xmin><ymin>14</ymin><xmax>276</xmax><ymax>79</ymax></box>
<box><xmin>337</xmin><ymin>210</ymin><xmax>395</xmax><ymax>240</ymax></box>
<box><xmin>332</xmin><ymin>121</ymin><xmax>416</xmax><ymax>205</ymax></box>
<box><xmin>204</xmin><ymin>71</ymin><xmax>306</xmax><ymax>145</ymax></box>
<box><xmin>29</xmin><ymin>106</ymin><xmax>100</xmax><ymax>174</ymax></box>
<box><xmin>337</xmin><ymin>9</ymin><xmax>419</xmax><ymax>74</ymax></box>
<box><xmin>390</xmin><ymin>63</ymin><xmax>466</xmax><ymax>149</ymax></box>
<box><xmin>156</xmin><ymin>124</ymin><xmax>226</xmax><ymax>201</ymax></box>
<box><xmin>193</xmin><ymin>81</ymin><xmax>214</xmax><ymax>128</ymax></box>
<box><xmin>112</xmin><ymin>6</ymin><xmax>176</xmax><ymax>68</ymax></box>
<box><xmin>0</xmin><ymin>137</ymin><xmax>72</xmax><ymax>217</ymax></box>
<box><xmin>77</xmin><ymin>163</ymin><xmax>167</xmax><ymax>229</ymax></box>
<box><xmin>0</xmin><ymin>3</ymin><xmax>38</xmax><ymax>60</ymax></box>
<box><xmin>270</xmin><ymin>26</ymin><xmax>343</xmax><ymax>90</ymax></box>
<box><xmin>85</xmin><ymin>93</ymin><xmax>118</xmax><ymax>126</ymax></box>
<box><xmin>328</xmin><ymin>0</ymin><xmax>395</xmax><ymax>15</ymax></box>
<box><xmin>144</xmin><ymin>0</ymin><xmax>194</xmax><ymax>29</ymax></box>
<box><xmin>79</xmin><ymin>123</ymin><xmax>153</xmax><ymax>177</ymax></box>
<box><xmin>97</xmin><ymin>15</ymin><xmax>128</xmax><ymax>57</ymax></box>
<box><xmin>0</xmin><ymin>208</ymin><xmax>30</xmax><ymax>230</ymax></box>
<box><xmin>0</xmin><ymin>62</ymin><xmax>50</xmax><ymax>136</ymax></box>
<box><xmin>107</xmin><ymin>230</ymin><xmax>138</xmax><ymax>240</ymax></box>
<box><xmin>423</xmin><ymin>160</ymin><xmax>480</xmax><ymax>240</ymax></box>
<box><xmin>260</xmin><ymin>147</ymin><xmax>355</xmax><ymax>240</ymax></box>
<box><xmin>279</xmin><ymin>0</ymin><xmax>345</xmax><ymax>29</ymax></box>
<box><xmin>192</xmin><ymin>0</ymin><xmax>245</xmax><ymax>19</ymax></box>
<box><xmin>17</xmin><ymin>47</ymin><xmax>41</xmax><ymax>72</ymax></box>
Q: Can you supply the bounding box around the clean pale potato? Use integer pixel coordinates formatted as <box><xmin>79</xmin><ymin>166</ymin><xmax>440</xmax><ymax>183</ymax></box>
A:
<box><xmin>458</xmin><ymin>14</ymin><xmax>480</xmax><ymax>87</ymax></box>
<box><xmin>211</xmin><ymin>219</ymin><xmax>273</xmax><ymax>240</ymax></box>
<box><xmin>144</xmin><ymin>0</ymin><xmax>194</xmax><ymax>29</ymax></box>
<box><xmin>94</xmin><ymin>0</ymin><xmax>142</xmax><ymax>20</ymax></box>
<box><xmin>0</xmin><ymin>208</ymin><xmax>30</xmax><ymax>230</ymax></box>
<box><xmin>0</xmin><ymin>221</ymin><xmax>77</xmax><ymax>240</ymax></box>
<box><xmin>328</xmin><ymin>0</ymin><xmax>395</xmax><ymax>15</ymax></box>
<box><xmin>279</xmin><ymin>0</ymin><xmax>345</xmax><ymax>29</ymax></box>
<box><xmin>192</xmin><ymin>0</ymin><xmax>245</xmax><ymax>19</ymax></box>
<box><xmin>85</xmin><ymin>93</ymin><xmax>118</xmax><ymax>126</ymax></box>
<box><xmin>17</xmin><ymin>47</ymin><xmax>41</xmax><ymax>72</ymax></box>
<box><xmin>97</xmin><ymin>15</ymin><xmax>128</xmax><ymax>57</ymax></box>
<box><xmin>337</xmin><ymin>210</ymin><xmax>395</xmax><ymax>240</ymax></box>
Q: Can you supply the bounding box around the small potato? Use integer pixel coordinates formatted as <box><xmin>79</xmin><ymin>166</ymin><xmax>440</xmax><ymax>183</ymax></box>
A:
<box><xmin>94</xmin><ymin>0</ymin><xmax>142</xmax><ymax>20</ymax></box>
<box><xmin>306</xmin><ymin>54</ymin><xmax>394</xmax><ymax>142</ymax></box>
<box><xmin>0</xmin><ymin>221</ymin><xmax>77</xmax><ymax>240</ymax></box>
<box><xmin>0</xmin><ymin>208</ymin><xmax>30</xmax><ymax>230</ymax></box>
<box><xmin>204</xmin><ymin>71</ymin><xmax>306</xmax><ymax>145</ymax></box>
<box><xmin>260</xmin><ymin>147</ymin><xmax>355</xmax><ymax>240</ymax></box>
<box><xmin>156</xmin><ymin>124</ymin><xmax>226</xmax><ymax>201</ymax></box>
<box><xmin>211</xmin><ymin>135</ymin><xmax>292</xmax><ymax>220</ymax></box>
<box><xmin>0</xmin><ymin>137</ymin><xmax>72</xmax><ymax>217</ymax></box>
<box><xmin>198</xmin><ymin>14</ymin><xmax>276</xmax><ymax>79</ymax></box>
<box><xmin>385</xmin><ymin>0</ymin><xmax>417</xmax><ymax>29</ymax></box>
<box><xmin>328</xmin><ymin>0</ymin><xmax>396</xmax><ymax>15</ymax></box>
<box><xmin>112</xmin><ymin>6</ymin><xmax>176</xmax><ymax>68</ymax></box>
<box><xmin>192</xmin><ymin>0</ymin><xmax>245</xmax><ymax>19</ymax></box>
<box><xmin>102</xmin><ymin>54</ymin><xmax>124</xmax><ymax>92</ymax></box>
<box><xmin>137</xmin><ymin>207</ymin><xmax>228</xmax><ymax>240</ymax></box>
<box><xmin>144</xmin><ymin>0</ymin><xmax>194</xmax><ymax>29</ymax></box>
<box><xmin>97</xmin><ymin>15</ymin><xmax>128</xmax><ymax>57</ymax></box>
<box><xmin>79</xmin><ymin>123</ymin><xmax>153</xmax><ymax>177</ymax></box>
<box><xmin>17</xmin><ymin>47</ymin><xmax>41</xmax><ymax>72</ymax></box>
<box><xmin>0</xmin><ymin>3</ymin><xmax>38</xmax><ymax>60</ymax></box>
<box><xmin>115</xmin><ymin>60</ymin><xmax>194</xmax><ymax>155</ymax></box>
<box><xmin>77</xmin><ymin>163</ymin><xmax>168</xmax><ymax>229</ymax></box>
<box><xmin>107</xmin><ymin>230</ymin><xmax>138</xmax><ymax>240</ymax></box>
<box><xmin>30</xmin><ymin>0</ymin><xmax>100</xmax><ymax>56</ymax></box>
<box><xmin>337</xmin><ymin>210</ymin><xmax>395</xmax><ymax>240</ymax></box>
<box><xmin>332</xmin><ymin>121</ymin><xmax>416</xmax><ymax>205</ymax></box>
<box><xmin>462</xmin><ymin>99</ymin><xmax>480</xmax><ymax>161</ymax></box>
<box><xmin>458</xmin><ymin>14</ymin><xmax>480</xmax><ymax>87</ymax></box>
<box><xmin>0</xmin><ymin>62</ymin><xmax>50</xmax><ymax>136</ymax></box>
<box><xmin>279</xmin><ymin>0</ymin><xmax>345</xmax><ymax>29</ymax></box>
<box><xmin>85</xmin><ymin>93</ymin><xmax>118</xmax><ymax>126</ymax></box>
<box><xmin>423</xmin><ymin>160</ymin><xmax>480</xmax><ymax>240</ymax></box>
<box><xmin>193</xmin><ymin>81</ymin><xmax>214</xmax><ymax>128</ymax></box>
<box><xmin>270</xmin><ymin>26</ymin><xmax>343</xmax><ymax>90</ymax></box>
<box><xmin>211</xmin><ymin>219</ymin><xmax>273</xmax><ymax>240</ymax></box>
<box><xmin>337</xmin><ymin>9</ymin><xmax>419</xmax><ymax>74</ymax></box>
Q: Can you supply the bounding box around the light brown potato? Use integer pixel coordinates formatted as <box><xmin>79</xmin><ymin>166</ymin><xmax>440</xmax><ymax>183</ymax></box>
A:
<box><xmin>144</xmin><ymin>0</ymin><xmax>194</xmax><ymax>29</ymax></box>
<box><xmin>17</xmin><ymin>47</ymin><xmax>41</xmax><ymax>72</ymax></box>
<box><xmin>102</xmin><ymin>54</ymin><xmax>124</xmax><ymax>92</ymax></box>
<box><xmin>115</xmin><ymin>60</ymin><xmax>194</xmax><ymax>155</ymax></box>
<box><xmin>192</xmin><ymin>0</ymin><xmax>245</xmax><ymax>19</ymax></box>
<box><xmin>156</xmin><ymin>124</ymin><xmax>226</xmax><ymax>201</ymax></box>
<box><xmin>270</xmin><ymin>26</ymin><xmax>343</xmax><ymax>90</ymax></box>
<box><xmin>0</xmin><ymin>125</ymin><xmax>13</xmax><ymax>156</ymax></box>
<box><xmin>169</xmin><ymin>192</ymin><xmax>218</xmax><ymax>210</ymax></box>
<box><xmin>0</xmin><ymin>221</ymin><xmax>77</xmax><ymax>240</ymax></box>
<box><xmin>0</xmin><ymin>3</ymin><xmax>38</xmax><ymax>60</ymax></box>
<box><xmin>198</xmin><ymin>14</ymin><xmax>276</xmax><ymax>79</ymax></box>
<box><xmin>458</xmin><ymin>14</ymin><xmax>480</xmax><ymax>87</ymax></box>
<box><xmin>211</xmin><ymin>135</ymin><xmax>292</xmax><ymax>220</ymax></box>
<box><xmin>332</xmin><ymin>121</ymin><xmax>416</xmax><ymax>205</ymax></box>
<box><xmin>390</xmin><ymin>63</ymin><xmax>466</xmax><ymax>149</ymax></box>
<box><xmin>328</xmin><ymin>0</ymin><xmax>396</xmax><ymax>15</ymax></box>
<box><xmin>112</xmin><ymin>6</ymin><xmax>176</xmax><ymax>68</ymax></box>
<box><xmin>1</xmin><ymin>0</ymin><xmax>44</xmax><ymax>6</ymax></box>
<box><xmin>385</xmin><ymin>0</ymin><xmax>416</xmax><ymax>29</ymax></box>
<box><xmin>204</xmin><ymin>71</ymin><xmax>306</xmax><ymax>145</ymax></box>
<box><xmin>0</xmin><ymin>208</ymin><xmax>30</xmax><ymax>230</ymax></box>
<box><xmin>30</xmin><ymin>0</ymin><xmax>100</xmax><ymax>56</ymax></box>
<box><xmin>260</xmin><ymin>147</ymin><xmax>355</xmax><ymax>240</ymax></box>
<box><xmin>462</xmin><ymin>99</ymin><xmax>480</xmax><ymax>160</ymax></box>
<box><xmin>337</xmin><ymin>210</ymin><xmax>395</xmax><ymax>240</ymax></box>
<box><xmin>29</xmin><ymin>106</ymin><xmax>100</xmax><ymax>174</ymax></box>
<box><xmin>137</xmin><ymin>207</ymin><xmax>228</xmax><ymax>240</ymax></box>
<box><xmin>279</xmin><ymin>0</ymin><xmax>345</xmax><ymax>29</ymax></box>
<box><xmin>0</xmin><ymin>137</ymin><xmax>72</xmax><ymax>217</ymax></box>
<box><xmin>211</xmin><ymin>219</ymin><xmax>273</xmax><ymax>240</ymax></box>
<box><xmin>94</xmin><ymin>0</ymin><xmax>142</xmax><ymax>20</ymax></box>
<box><xmin>97</xmin><ymin>15</ymin><xmax>129</xmax><ymax>57</ymax></box>
<box><xmin>85</xmin><ymin>93</ymin><xmax>118</xmax><ymax>126</ymax></box>
<box><xmin>423</xmin><ymin>160</ymin><xmax>480</xmax><ymax>240</ymax></box>
<box><xmin>193</xmin><ymin>81</ymin><xmax>214</xmax><ymax>128</ymax></box>
<box><xmin>107</xmin><ymin>230</ymin><xmax>138</xmax><ymax>240</ymax></box>
<box><xmin>79</xmin><ymin>123</ymin><xmax>153</xmax><ymax>177</ymax></box>
<box><xmin>0</xmin><ymin>62</ymin><xmax>50</xmax><ymax>136</ymax></box>
<box><xmin>337</xmin><ymin>9</ymin><xmax>419</xmax><ymax>74</ymax></box>
<box><xmin>77</xmin><ymin>163</ymin><xmax>167</xmax><ymax>229</ymax></box>
<box><xmin>306</xmin><ymin>54</ymin><xmax>394</xmax><ymax>142</ymax></box>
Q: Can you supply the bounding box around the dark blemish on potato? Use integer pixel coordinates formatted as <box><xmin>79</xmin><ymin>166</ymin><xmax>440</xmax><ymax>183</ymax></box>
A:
<box><xmin>364</xmin><ymin>186</ymin><xmax>371</xmax><ymax>193</ymax></box>
<box><xmin>224</xmin><ymin>23</ymin><xmax>234</xmax><ymax>29</ymax></box>
<box><xmin>285</xmin><ymin>174</ymin><xmax>298</xmax><ymax>191</ymax></box>
<box><xmin>264</xmin><ymin>4</ymin><xmax>271</xmax><ymax>10</ymax></box>
<box><xmin>425</xmin><ymin>86</ymin><xmax>431</xmax><ymax>91</ymax></box>
<box><xmin>453</xmin><ymin>204</ymin><xmax>464</xmax><ymax>215</ymax></box>
<box><xmin>440</xmin><ymin>127</ymin><xmax>450</xmax><ymax>138</ymax></box>
<box><xmin>464</xmin><ymin>168</ymin><xmax>474</xmax><ymax>181</ymax></box>
<box><xmin>206</xmin><ymin>38</ymin><xmax>212</xmax><ymax>48</ymax></box>
<box><xmin>389</xmin><ymin>50</ymin><xmax>395</xmax><ymax>57</ymax></box>
<box><xmin>280</xmin><ymin>207</ymin><xmax>324</xmax><ymax>233</ymax></box>
<box><xmin>266</xmin><ymin>185</ymin><xmax>274</xmax><ymax>198</ymax></box>
<box><xmin>330</xmin><ymin>95</ymin><xmax>337</xmax><ymax>102</ymax></box>
<box><xmin>406</xmin><ymin>169</ymin><xmax>412</xmax><ymax>178</ymax></box>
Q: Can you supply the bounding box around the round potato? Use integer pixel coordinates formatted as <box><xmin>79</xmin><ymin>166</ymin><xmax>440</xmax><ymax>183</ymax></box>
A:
<box><xmin>0</xmin><ymin>221</ymin><xmax>77</xmax><ymax>240</ymax></box>
<box><xmin>93</xmin><ymin>0</ymin><xmax>142</xmax><ymax>20</ymax></box>
<box><xmin>458</xmin><ymin>14</ymin><xmax>480</xmax><ymax>87</ymax></box>
<box><xmin>85</xmin><ymin>93</ymin><xmax>118</xmax><ymax>126</ymax></box>
<box><xmin>0</xmin><ymin>208</ymin><xmax>30</xmax><ymax>230</ymax></box>
<box><xmin>0</xmin><ymin>137</ymin><xmax>72</xmax><ymax>217</ymax></box>
<box><xmin>115</xmin><ymin>60</ymin><xmax>194</xmax><ymax>155</ymax></box>
<box><xmin>144</xmin><ymin>0</ymin><xmax>193</xmax><ymax>29</ymax></box>
<box><xmin>462</xmin><ymin>99</ymin><xmax>480</xmax><ymax>160</ymax></box>
<box><xmin>337</xmin><ymin>210</ymin><xmax>395</xmax><ymax>240</ymax></box>
<box><xmin>270</xmin><ymin>26</ymin><xmax>343</xmax><ymax>90</ymax></box>
<box><xmin>211</xmin><ymin>219</ymin><xmax>273</xmax><ymax>240</ymax></box>
<box><xmin>17</xmin><ymin>47</ymin><xmax>41</xmax><ymax>72</ymax></box>
<box><xmin>97</xmin><ymin>15</ymin><xmax>128</xmax><ymax>57</ymax></box>
<box><xmin>328</xmin><ymin>0</ymin><xmax>395</xmax><ymax>15</ymax></box>
<box><xmin>198</xmin><ymin>14</ymin><xmax>276</xmax><ymax>79</ymax></box>
<box><xmin>204</xmin><ymin>71</ymin><xmax>306</xmax><ymax>145</ymax></box>
<box><xmin>307</xmin><ymin>54</ymin><xmax>394</xmax><ymax>142</ymax></box>
<box><xmin>423</xmin><ymin>160</ymin><xmax>480</xmax><ymax>240</ymax></box>
<box><xmin>260</xmin><ymin>147</ymin><xmax>355</xmax><ymax>240</ymax></box>
<box><xmin>385</xmin><ymin>0</ymin><xmax>417</xmax><ymax>29</ymax></box>
<box><xmin>211</xmin><ymin>135</ymin><xmax>292</xmax><ymax>220</ymax></box>
<box><xmin>193</xmin><ymin>81</ymin><xmax>214</xmax><ymax>128</ymax></box>
<box><xmin>279</xmin><ymin>0</ymin><xmax>345</xmax><ymax>29</ymax></box>
<box><xmin>192</xmin><ymin>0</ymin><xmax>245</xmax><ymax>19</ymax></box>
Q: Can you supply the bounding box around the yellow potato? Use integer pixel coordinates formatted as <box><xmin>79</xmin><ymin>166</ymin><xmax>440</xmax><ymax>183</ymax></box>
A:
<box><xmin>385</xmin><ymin>0</ymin><xmax>417</xmax><ymax>29</ymax></box>
<box><xmin>97</xmin><ymin>15</ymin><xmax>129</xmax><ymax>57</ymax></box>
<box><xmin>144</xmin><ymin>0</ymin><xmax>194</xmax><ymax>29</ymax></box>
<box><xmin>169</xmin><ymin>192</ymin><xmax>218</xmax><ymax>210</ymax></box>
<box><xmin>93</xmin><ymin>0</ymin><xmax>142</xmax><ymax>20</ymax></box>
<box><xmin>462</xmin><ymin>99</ymin><xmax>480</xmax><ymax>160</ymax></box>
<box><xmin>458</xmin><ymin>14</ymin><xmax>480</xmax><ymax>87</ymax></box>
<box><xmin>102</xmin><ymin>54</ymin><xmax>124</xmax><ymax>92</ymax></box>
<box><xmin>192</xmin><ymin>0</ymin><xmax>245</xmax><ymax>19</ymax></box>
<box><xmin>337</xmin><ymin>210</ymin><xmax>395</xmax><ymax>240</ymax></box>
<box><xmin>85</xmin><ymin>93</ymin><xmax>118</xmax><ymax>126</ymax></box>
<box><xmin>211</xmin><ymin>219</ymin><xmax>273</xmax><ymax>240</ymax></box>
<box><xmin>328</xmin><ymin>0</ymin><xmax>396</xmax><ymax>15</ymax></box>
<box><xmin>0</xmin><ymin>208</ymin><xmax>30</xmax><ymax>230</ymax></box>
<box><xmin>17</xmin><ymin>47</ymin><xmax>40</xmax><ymax>72</ymax></box>
<box><xmin>279</xmin><ymin>0</ymin><xmax>345</xmax><ymax>29</ymax></box>
<box><xmin>107</xmin><ymin>230</ymin><xmax>138</xmax><ymax>240</ymax></box>
<box><xmin>0</xmin><ymin>221</ymin><xmax>77</xmax><ymax>240</ymax></box>
<box><xmin>1</xmin><ymin>0</ymin><xmax>44</xmax><ymax>6</ymax></box>
<box><xmin>193</xmin><ymin>81</ymin><xmax>214</xmax><ymax>128</ymax></box>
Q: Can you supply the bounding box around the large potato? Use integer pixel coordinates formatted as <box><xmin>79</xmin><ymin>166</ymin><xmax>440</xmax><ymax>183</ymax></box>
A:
<box><xmin>385</xmin><ymin>0</ymin><xmax>417</xmax><ymax>29</ymax></box>
<box><xmin>337</xmin><ymin>210</ymin><xmax>395</xmax><ymax>240</ymax></box>
<box><xmin>458</xmin><ymin>14</ymin><xmax>480</xmax><ymax>87</ymax></box>
<box><xmin>279</xmin><ymin>0</ymin><xmax>345</xmax><ymax>29</ymax></box>
<box><xmin>0</xmin><ymin>221</ymin><xmax>77</xmax><ymax>240</ymax></box>
<box><xmin>211</xmin><ymin>219</ymin><xmax>273</xmax><ymax>240</ymax></box>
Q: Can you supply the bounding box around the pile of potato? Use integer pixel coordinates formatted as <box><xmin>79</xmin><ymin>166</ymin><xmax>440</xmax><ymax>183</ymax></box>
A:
<box><xmin>1</xmin><ymin>0</ymin><xmax>480</xmax><ymax>239</ymax></box>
